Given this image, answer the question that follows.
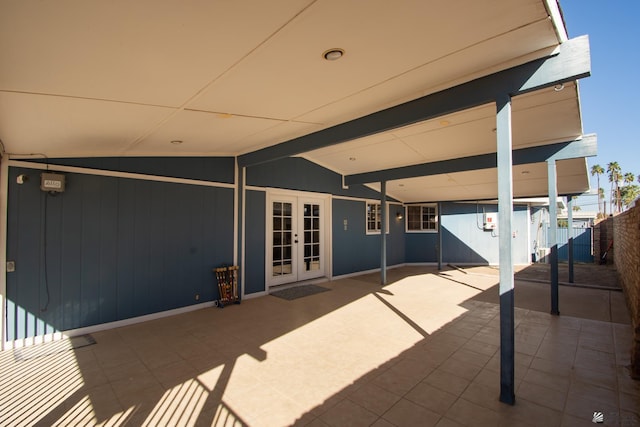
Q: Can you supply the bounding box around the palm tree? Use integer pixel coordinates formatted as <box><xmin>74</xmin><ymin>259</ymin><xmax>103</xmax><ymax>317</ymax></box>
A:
<box><xmin>620</xmin><ymin>184</ymin><xmax>640</xmax><ymax>210</ymax></box>
<box><xmin>622</xmin><ymin>172</ymin><xmax>635</xmax><ymax>211</ymax></box>
<box><xmin>624</xmin><ymin>172</ymin><xmax>635</xmax><ymax>186</ymax></box>
<box><xmin>621</xmin><ymin>172</ymin><xmax>637</xmax><ymax>211</ymax></box>
<box><xmin>607</xmin><ymin>162</ymin><xmax>622</xmax><ymax>213</ymax></box>
<box><xmin>591</xmin><ymin>164</ymin><xmax>604</xmax><ymax>214</ymax></box>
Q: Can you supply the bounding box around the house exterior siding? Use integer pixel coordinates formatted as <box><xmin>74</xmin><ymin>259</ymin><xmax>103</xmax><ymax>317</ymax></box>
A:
<box><xmin>6</xmin><ymin>160</ymin><xmax>234</xmax><ymax>340</ymax></box>
<box><xmin>5</xmin><ymin>156</ymin><xmax>536</xmax><ymax>340</ymax></box>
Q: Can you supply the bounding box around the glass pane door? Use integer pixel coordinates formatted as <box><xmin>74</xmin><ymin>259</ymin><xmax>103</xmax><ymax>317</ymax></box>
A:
<box><xmin>272</xmin><ymin>201</ymin><xmax>293</xmax><ymax>278</ymax></box>
<box><xmin>267</xmin><ymin>194</ymin><xmax>325</xmax><ymax>288</ymax></box>
<box><xmin>302</xmin><ymin>203</ymin><xmax>321</xmax><ymax>272</ymax></box>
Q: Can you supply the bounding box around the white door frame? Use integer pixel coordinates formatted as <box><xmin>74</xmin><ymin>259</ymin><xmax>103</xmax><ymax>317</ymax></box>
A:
<box><xmin>265</xmin><ymin>190</ymin><xmax>331</xmax><ymax>289</ymax></box>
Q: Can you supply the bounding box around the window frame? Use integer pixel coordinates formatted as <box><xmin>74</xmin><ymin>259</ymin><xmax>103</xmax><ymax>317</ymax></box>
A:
<box><xmin>365</xmin><ymin>201</ymin><xmax>389</xmax><ymax>234</ymax></box>
<box><xmin>405</xmin><ymin>204</ymin><xmax>438</xmax><ymax>233</ymax></box>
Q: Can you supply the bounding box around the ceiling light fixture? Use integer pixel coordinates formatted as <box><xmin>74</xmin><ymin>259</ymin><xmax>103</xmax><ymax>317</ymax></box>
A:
<box><xmin>170</xmin><ymin>140</ymin><xmax>183</xmax><ymax>145</ymax></box>
<box><xmin>323</xmin><ymin>48</ymin><xmax>344</xmax><ymax>61</ymax></box>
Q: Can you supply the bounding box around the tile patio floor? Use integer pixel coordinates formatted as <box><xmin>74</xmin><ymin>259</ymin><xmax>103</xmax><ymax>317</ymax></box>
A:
<box><xmin>1</xmin><ymin>266</ymin><xmax>638</xmax><ymax>426</ymax></box>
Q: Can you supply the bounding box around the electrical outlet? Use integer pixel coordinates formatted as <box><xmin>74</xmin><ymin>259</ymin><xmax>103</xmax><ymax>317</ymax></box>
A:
<box><xmin>6</xmin><ymin>261</ymin><xmax>15</xmax><ymax>272</ymax></box>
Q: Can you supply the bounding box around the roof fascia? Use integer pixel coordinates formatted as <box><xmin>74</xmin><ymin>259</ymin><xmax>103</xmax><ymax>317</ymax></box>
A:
<box><xmin>345</xmin><ymin>134</ymin><xmax>596</xmax><ymax>185</ymax></box>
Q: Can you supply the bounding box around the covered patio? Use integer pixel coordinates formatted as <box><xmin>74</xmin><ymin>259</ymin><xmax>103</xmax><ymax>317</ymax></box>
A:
<box><xmin>1</xmin><ymin>2</ymin><xmax>626</xmax><ymax>423</ymax></box>
<box><xmin>1</xmin><ymin>265</ymin><xmax>636</xmax><ymax>426</ymax></box>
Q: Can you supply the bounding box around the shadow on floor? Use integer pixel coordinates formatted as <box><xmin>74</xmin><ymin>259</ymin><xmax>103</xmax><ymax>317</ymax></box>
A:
<box><xmin>1</xmin><ymin>264</ymin><xmax>637</xmax><ymax>426</ymax></box>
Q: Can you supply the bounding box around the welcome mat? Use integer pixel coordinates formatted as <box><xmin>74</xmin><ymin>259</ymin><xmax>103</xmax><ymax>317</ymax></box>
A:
<box><xmin>270</xmin><ymin>284</ymin><xmax>330</xmax><ymax>301</ymax></box>
<box><xmin>13</xmin><ymin>334</ymin><xmax>96</xmax><ymax>362</ymax></box>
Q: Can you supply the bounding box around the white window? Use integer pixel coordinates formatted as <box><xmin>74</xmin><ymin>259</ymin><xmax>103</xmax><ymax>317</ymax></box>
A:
<box><xmin>366</xmin><ymin>202</ymin><xmax>389</xmax><ymax>234</ymax></box>
<box><xmin>406</xmin><ymin>205</ymin><xmax>437</xmax><ymax>232</ymax></box>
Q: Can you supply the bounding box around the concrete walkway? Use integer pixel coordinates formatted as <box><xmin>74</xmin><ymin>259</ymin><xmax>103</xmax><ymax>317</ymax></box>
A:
<box><xmin>450</xmin><ymin>263</ymin><xmax>630</xmax><ymax>324</ymax></box>
<box><xmin>0</xmin><ymin>265</ymin><xmax>637</xmax><ymax>426</ymax></box>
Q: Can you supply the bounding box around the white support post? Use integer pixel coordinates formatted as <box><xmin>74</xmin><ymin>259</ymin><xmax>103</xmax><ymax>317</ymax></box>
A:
<box><xmin>0</xmin><ymin>156</ymin><xmax>9</xmax><ymax>350</ymax></box>
<box><xmin>496</xmin><ymin>94</ymin><xmax>515</xmax><ymax>405</ymax></box>
<box><xmin>548</xmin><ymin>160</ymin><xmax>560</xmax><ymax>315</ymax></box>
<box><xmin>380</xmin><ymin>181</ymin><xmax>387</xmax><ymax>285</ymax></box>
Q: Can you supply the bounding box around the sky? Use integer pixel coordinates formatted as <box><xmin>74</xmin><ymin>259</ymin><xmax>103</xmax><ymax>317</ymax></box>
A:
<box><xmin>560</xmin><ymin>0</ymin><xmax>640</xmax><ymax>211</ymax></box>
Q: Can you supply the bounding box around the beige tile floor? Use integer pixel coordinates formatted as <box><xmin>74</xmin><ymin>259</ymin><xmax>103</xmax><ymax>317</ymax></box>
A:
<box><xmin>0</xmin><ymin>266</ymin><xmax>638</xmax><ymax>426</ymax></box>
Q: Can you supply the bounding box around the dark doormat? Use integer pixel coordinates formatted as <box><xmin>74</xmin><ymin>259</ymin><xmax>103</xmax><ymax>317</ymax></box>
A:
<box><xmin>270</xmin><ymin>284</ymin><xmax>330</xmax><ymax>300</ymax></box>
<box><xmin>13</xmin><ymin>334</ymin><xmax>96</xmax><ymax>362</ymax></box>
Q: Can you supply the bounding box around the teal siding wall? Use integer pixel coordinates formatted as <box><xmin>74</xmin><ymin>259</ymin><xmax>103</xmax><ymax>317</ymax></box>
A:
<box><xmin>246</xmin><ymin>157</ymin><xmax>388</xmax><ymax>200</ymax></box>
<box><xmin>6</xmin><ymin>165</ymin><xmax>234</xmax><ymax>340</ymax></box>
<box><xmin>5</xmin><ymin>155</ymin><xmax>541</xmax><ymax>340</ymax></box>
<box><xmin>245</xmin><ymin>190</ymin><xmax>266</xmax><ymax>294</ymax></box>
<box><xmin>332</xmin><ymin>199</ymin><xmax>405</xmax><ymax>277</ymax></box>
<box><xmin>551</xmin><ymin>227</ymin><xmax>593</xmax><ymax>263</ymax></box>
<box><xmin>405</xmin><ymin>233</ymin><xmax>438</xmax><ymax>263</ymax></box>
<box><xmin>404</xmin><ymin>202</ymin><xmax>530</xmax><ymax>265</ymax></box>
<box><xmin>440</xmin><ymin>202</ymin><xmax>529</xmax><ymax>265</ymax></box>
<box><xmin>247</xmin><ymin>157</ymin><xmax>402</xmax><ymax>282</ymax></box>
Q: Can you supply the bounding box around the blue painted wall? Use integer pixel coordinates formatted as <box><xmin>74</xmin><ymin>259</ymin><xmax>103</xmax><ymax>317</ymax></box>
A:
<box><xmin>551</xmin><ymin>227</ymin><xmax>593</xmax><ymax>263</ymax></box>
<box><xmin>405</xmin><ymin>233</ymin><xmax>438</xmax><ymax>263</ymax></box>
<box><xmin>441</xmin><ymin>202</ymin><xmax>529</xmax><ymax>265</ymax></box>
<box><xmin>6</xmin><ymin>165</ymin><xmax>234</xmax><ymax>340</ymax></box>
<box><xmin>246</xmin><ymin>157</ymin><xmax>392</xmax><ymax>200</ymax></box>
<box><xmin>6</xmin><ymin>154</ymin><xmax>540</xmax><ymax>339</ymax></box>
<box><xmin>245</xmin><ymin>190</ymin><xmax>266</xmax><ymax>294</ymax></box>
<box><xmin>245</xmin><ymin>157</ymin><xmax>404</xmax><ymax>285</ymax></box>
<box><xmin>332</xmin><ymin>199</ymin><xmax>405</xmax><ymax>277</ymax></box>
<box><xmin>404</xmin><ymin>202</ymin><xmax>530</xmax><ymax>265</ymax></box>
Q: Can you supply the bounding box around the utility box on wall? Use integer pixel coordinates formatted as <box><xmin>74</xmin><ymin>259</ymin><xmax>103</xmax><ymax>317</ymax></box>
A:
<box><xmin>40</xmin><ymin>172</ymin><xmax>66</xmax><ymax>193</ymax></box>
<box><xmin>484</xmin><ymin>212</ymin><xmax>498</xmax><ymax>230</ymax></box>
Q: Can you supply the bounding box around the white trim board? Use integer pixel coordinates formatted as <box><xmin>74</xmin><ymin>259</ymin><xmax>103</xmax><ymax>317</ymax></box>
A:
<box><xmin>0</xmin><ymin>157</ymin><xmax>9</xmax><ymax>351</ymax></box>
<box><xmin>8</xmin><ymin>160</ymin><xmax>235</xmax><ymax>189</ymax></box>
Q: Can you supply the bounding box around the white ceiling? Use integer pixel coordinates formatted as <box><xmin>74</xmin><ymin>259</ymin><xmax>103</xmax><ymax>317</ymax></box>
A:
<box><xmin>0</xmin><ymin>0</ymin><xmax>590</xmax><ymax>202</ymax></box>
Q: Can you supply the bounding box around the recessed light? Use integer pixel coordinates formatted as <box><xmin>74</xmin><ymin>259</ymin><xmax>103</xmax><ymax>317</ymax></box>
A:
<box><xmin>170</xmin><ymin>140</ymin><xmax>183</xmax><ymax>145</ymax></box>
<box><xmin>323</xmin><ymin>48</ymin><xmax>344</xmax><ymax>61</ymax></box>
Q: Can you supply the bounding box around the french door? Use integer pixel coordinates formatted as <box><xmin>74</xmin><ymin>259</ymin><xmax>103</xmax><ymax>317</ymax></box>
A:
<box><xmin>267</xmin><ymin>194</ymin><xmax>326</xmax><ymax>287</ymax></box>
